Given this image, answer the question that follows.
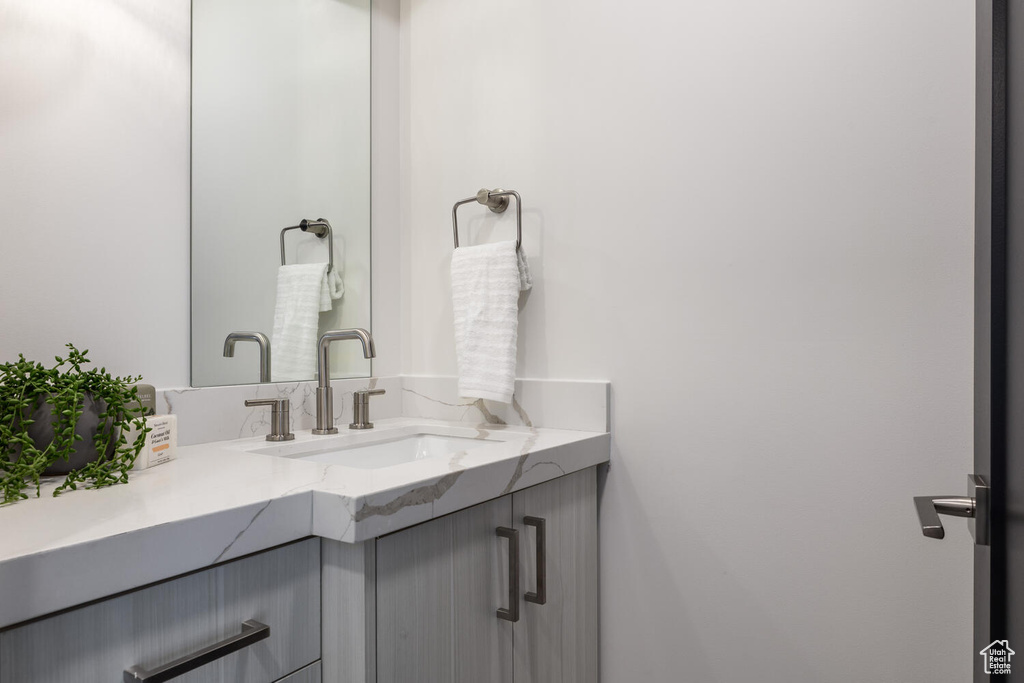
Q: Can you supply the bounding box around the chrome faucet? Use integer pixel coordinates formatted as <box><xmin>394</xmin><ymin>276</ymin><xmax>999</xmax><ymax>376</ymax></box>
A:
<box><xmin>223</xmin><ymin>332</ymin><xmax>272</xmax><ymax>383</ymax></box>
<box><xmin>314</xmin><ymin>328</ymin><xmax>375</xmax><ymax>434</ymax></box>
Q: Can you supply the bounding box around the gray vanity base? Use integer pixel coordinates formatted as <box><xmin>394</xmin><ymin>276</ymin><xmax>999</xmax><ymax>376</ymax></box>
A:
<box><xmin>0</xmin><ymin>468</ymin><xmax>598</xmax><ymax>683</ymax></box>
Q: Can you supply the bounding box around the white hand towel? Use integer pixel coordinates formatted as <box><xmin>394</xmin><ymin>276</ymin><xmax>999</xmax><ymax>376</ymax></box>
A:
<box><xmin>517</xmin><ymin>247</ymin><xmax>533</xmax><ymax>292</ymax></box>
<box><xmin>318</xmin><ymin>238</ymin><xmax>346</xmax><ymax>312</ymax></box>
<box><xmin>319</xmin><ymin>268</ymin><xmax>345</xmax><ymax>312</ymax></box>
<box><xmin>272</xmin><ymin>263</ymin><xmax>328</xmax><ymax>381</ymax></box>
<box><xmin>451</xmin><ymin>240</ymin><xmax>531</xmax><ymax>404</ymax></box>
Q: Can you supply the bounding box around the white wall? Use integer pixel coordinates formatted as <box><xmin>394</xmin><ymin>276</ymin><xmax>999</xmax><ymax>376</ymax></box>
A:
<box><xmin>0</xmin><ymin>0</ymin><xmax>191</xmax><ymax>387</ymax></box>
<box><xmin>0</xmin><ymin>0</ymin><xmax>402</xmax><ymax>386</ymax></box>
<box><xmin>399</xmin><ymin>0</ymin><xmax>976</xmax><ymax>680</ymax></box>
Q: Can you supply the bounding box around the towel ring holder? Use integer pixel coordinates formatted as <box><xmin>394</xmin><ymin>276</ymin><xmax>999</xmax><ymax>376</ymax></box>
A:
<box><xmin>280</xmin><ymin>218</ymin><xmax>334</xmax><ymax>272</ymax></box>
<box><xmin>452</xmin><ymin>189</ymin><xmax>522</xmax><ymax>251</ymax></box>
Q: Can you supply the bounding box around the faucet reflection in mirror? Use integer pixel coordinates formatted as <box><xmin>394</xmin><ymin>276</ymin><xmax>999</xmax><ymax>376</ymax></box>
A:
<box><xmin>223</xmin><ymin>332</ymin><xmax>271</xmax><ymax>383</ymax></box>
<box><xmin>314</xmin><ymin>329</ymin><xmax>375</xmax><ymax>435</ymax></box>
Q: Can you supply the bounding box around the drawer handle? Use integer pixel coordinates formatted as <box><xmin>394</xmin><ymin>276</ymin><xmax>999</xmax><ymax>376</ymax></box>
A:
<box><xmin>523</xmin><ymin>516</ymin><xmax>547</xmax><ymax>605</ymax></box>
<box><xmin>496</xmin><ymin>526</ymin><xmax>520</xmax><ymax>622</ymax></box>
<box><xmin>123</xmin><ymin>619</ymin><xmax>270</xmax><ymax>683</ymax></box>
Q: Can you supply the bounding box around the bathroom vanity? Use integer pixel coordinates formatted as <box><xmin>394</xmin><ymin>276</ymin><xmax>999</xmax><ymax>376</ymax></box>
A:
<box><xmin>0</xmin><ymin>380</ymin><xmax>609</xmax><ymax>683</ymax></box>
<box><xmin>0</xmin><ymin>470</ymin><xmax>596</xmax><ymax>683</ymax></box>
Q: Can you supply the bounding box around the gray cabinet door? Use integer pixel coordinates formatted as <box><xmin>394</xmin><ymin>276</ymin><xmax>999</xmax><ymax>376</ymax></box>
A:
<box><xmin>376</xmin><ymin>496</ymin><xmax>514</xmax><ymax>683</ymax></box>
<box><xmin>0</xmin><ymin>538</ymin><xmax>320</xmax><ymax>683</ymax></box>
<box><xmin>513</xmin><ymin>469</ymin><xmax>599</xmax><ymax>683</ymax></box>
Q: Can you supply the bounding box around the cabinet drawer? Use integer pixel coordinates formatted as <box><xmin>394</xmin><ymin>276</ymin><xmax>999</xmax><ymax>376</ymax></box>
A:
<box><xmin>277</xmin><ymin>661</ymin><xmax>321</xmax><ymax>683</ymax></box>
<box><xmin>0</xmin><ymin>538</ymin><xmax>320</xmax><ymax>683</ymax></box>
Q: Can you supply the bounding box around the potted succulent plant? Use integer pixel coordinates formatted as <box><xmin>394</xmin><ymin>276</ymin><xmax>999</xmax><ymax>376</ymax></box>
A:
<box><xmin>0</xmin><ymin>344</ymin><xmax>150</xmax><ymax>505</ymax></box>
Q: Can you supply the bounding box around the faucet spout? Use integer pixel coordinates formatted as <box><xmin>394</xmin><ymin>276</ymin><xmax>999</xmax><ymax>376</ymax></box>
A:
<box><xmin>313</xmin><ymin>328</ymin><xmax>376</xmax><ymax>434</ymax></box>
<box><xmin>318</xmin><ymin>328</ymin><xmax>375</xmax><ymax>385</ymax></box>
<box><xmin>223</xmin><ymin>331</ymin><xmax>272</xmax><ymax>383</ymax></box>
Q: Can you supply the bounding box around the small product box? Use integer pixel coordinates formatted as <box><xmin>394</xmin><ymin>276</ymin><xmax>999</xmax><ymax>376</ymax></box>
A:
<box><xmin>128</xmin><ymin>414</ymin><xmax>178</xmax><ymax>470</ymax></box>
<box><xmin>131</xmin><ymin>383</ymin><xmax>157</xmax><ymax>416</ymax></box>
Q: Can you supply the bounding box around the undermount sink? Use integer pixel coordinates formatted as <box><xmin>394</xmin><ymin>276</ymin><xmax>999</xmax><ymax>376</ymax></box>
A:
<box><xmin>246</xmin><ymin>429</ymin><xmax>504</xmax><ymax>470</ymax></box>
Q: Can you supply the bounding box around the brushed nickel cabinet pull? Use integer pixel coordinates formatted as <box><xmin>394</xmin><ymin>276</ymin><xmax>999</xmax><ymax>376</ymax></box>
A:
<box><xmin>496</xmin><ymin>527</ymin><xmax>520</xmax><ymax>622</ymax></box>
<box><xmin>523</xmin><ymin>516</ymin><xmax>547</xmax><ymax>605</ymax></box>
<box><xmin>123</xmin><ymin>619</ymin><xmax>270</xmax><ymax>683</ymax></box>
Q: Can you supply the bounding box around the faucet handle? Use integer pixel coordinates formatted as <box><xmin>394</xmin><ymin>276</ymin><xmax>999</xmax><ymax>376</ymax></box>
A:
<box><xmin>350</xmin><ymin>389</ymin><xmax>385</xmax><ymax>430</ymax></box>
<box><xmin>244</xmin><ymin>398</ymin><xmax>295</xmax><ymax>442</ymax></box>
<box><xmin>353</xmin><ymin>388</ymin><xmax>385</xmax><ymax>405</ymax></box>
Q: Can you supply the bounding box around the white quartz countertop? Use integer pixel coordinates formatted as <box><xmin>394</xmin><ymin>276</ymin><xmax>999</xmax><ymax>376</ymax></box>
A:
<box><xmin>0</xmin><ymin>418</ymin><xmax>609</xmax><ymax>630</ymax></box>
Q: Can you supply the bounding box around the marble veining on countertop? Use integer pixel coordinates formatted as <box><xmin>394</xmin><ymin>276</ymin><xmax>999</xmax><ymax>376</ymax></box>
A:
<box><xmin>0</xmin><ymin>412</ymin><xmax>608</xmax><ymax>630</ymax></box>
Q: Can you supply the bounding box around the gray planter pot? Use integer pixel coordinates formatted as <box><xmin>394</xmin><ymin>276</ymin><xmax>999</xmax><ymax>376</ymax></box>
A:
<box><xmin>22</xmin><ymin>393</ymin><xmax>116</xmax><ymax>476</ymax></box>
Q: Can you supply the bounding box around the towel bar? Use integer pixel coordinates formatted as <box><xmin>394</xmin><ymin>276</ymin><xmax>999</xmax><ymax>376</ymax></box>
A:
<box><xmin>280</xmin><ymin>218</ymin><xmax>334</xmax><ymax>272</ymax></box>
<box><xmin>452</xmin><ymin>189</ymin><xmax>522</xmax><ymax>250</ymax></box>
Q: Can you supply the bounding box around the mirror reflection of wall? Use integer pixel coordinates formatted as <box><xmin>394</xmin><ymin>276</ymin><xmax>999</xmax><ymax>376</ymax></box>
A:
<box><xmin>191</xmin><ymin>0</ymin><xmax>371</xmax><ymax>387</ymax></box>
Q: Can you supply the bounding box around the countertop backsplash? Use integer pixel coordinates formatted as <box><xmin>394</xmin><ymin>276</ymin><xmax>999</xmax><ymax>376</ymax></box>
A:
<box><xmin>159</xmin><ymin>376</ymin><xmax>609</xmax><ymax>445</ymax></box>
<box><xmin>158</xmin><ymin>377</ymin><xmax>403</xmax><ymax>446</ymax></box>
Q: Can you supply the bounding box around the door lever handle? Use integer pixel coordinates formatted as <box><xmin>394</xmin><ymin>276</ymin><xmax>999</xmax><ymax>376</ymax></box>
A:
<box><xmin>913</xmin><ymin>474</ymin><xmax>989</xmax><ymax>545</ymax></box>
<box><xmin>914</xmin><ymin>496</ymin><xmax>974</xmax><ymax>539</ymax></box>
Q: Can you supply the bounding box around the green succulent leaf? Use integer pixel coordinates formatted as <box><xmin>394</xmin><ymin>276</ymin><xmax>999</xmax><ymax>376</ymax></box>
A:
<box><xmin>1</xmin><ymin>344</ymin><xmax>148</xmax><ymax>504</ymax></box>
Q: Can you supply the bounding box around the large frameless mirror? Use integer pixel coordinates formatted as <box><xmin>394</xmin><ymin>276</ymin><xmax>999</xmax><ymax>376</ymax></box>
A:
<box><xmin>191</xmin><ymin>0</ymin><xmax>371</xmax><ymax>387</ymax></box>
